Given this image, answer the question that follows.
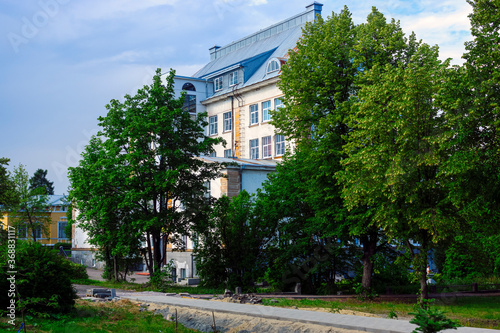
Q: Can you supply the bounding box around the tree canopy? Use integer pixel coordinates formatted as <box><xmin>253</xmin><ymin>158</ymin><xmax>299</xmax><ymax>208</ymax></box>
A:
<box><xmin>29</xmin><ymin>169</ymin><xmax>54</xmax><ymax>195</ymax></box>
<box><xmin>69</xmin><ymin>68</ymin><xmax>224</xmax><ymax>279</ymax></box>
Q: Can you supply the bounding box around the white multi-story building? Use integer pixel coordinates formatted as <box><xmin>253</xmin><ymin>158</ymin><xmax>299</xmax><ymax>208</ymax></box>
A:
<box><xmin>174</xmin><ymin>1</ymin><xmax>323</xmax><ymax>162</ymax></box>
<box><xmin>73</xmin><ymin>3</ymin><xmax>324</xmax><ymax>281</ymax></box>
<box><xmin>165</xmin><ymin>2</ymin><xmax>323</xmax><ymax>281</ymax></box>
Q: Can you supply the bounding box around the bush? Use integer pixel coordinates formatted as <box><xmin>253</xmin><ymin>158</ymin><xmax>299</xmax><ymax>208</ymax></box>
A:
<box><xmin>0</xmin><ymin>241</ymin><xmax>77</xmax><ymax>316</ymax></box>
<box><xmin>53</xmin><ymin>242</ymin><xmax>71</xmax><ymax>250</ymax></box>
<box><xmin>410</xmin><ymin>300</ymin><xmax>460</xmax><ymax>333</ymax></box>
<box><xmin>69</xmin><ymin>262</ymin><xmax>88</xmax><ymax>280</ymax></box>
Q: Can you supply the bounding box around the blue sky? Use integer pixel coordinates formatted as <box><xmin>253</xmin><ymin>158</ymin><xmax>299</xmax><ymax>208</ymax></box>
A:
<box><xmin>0</xmin><ymin>0</ymin><xmax>473</xmax><ymax>194</ymax></box>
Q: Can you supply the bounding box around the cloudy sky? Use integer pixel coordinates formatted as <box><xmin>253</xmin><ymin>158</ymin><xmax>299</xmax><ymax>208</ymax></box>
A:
<box><xmin>0</xmin><ymin>0</ymin><xmax>473</xmax><ymax>194</ymax></box>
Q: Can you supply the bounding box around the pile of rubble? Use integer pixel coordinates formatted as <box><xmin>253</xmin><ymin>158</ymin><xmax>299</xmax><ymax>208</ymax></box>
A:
<box><xmin>211</xmin><ymin>289</ymin><xmax>263</xmax><ymax>304</ymax></box>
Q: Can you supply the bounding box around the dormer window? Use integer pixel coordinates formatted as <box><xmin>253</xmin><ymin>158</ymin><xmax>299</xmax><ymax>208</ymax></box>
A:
<box><xmin>229</xmin><ymin>71</ymin><xmax>238</xmax><ymax>86</ymax></box>
<box><xmin>267</xmin><ymin>59</ymin><xmax>280</xmax><ymax>74</ymax></box>
<box><xmin>214</xmin><ymin>77</ymin><xmax>223</xmax><ymax>92</ymax></box>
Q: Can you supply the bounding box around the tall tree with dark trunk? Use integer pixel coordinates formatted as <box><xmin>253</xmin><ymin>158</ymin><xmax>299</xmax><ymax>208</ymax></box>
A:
<box><xmin>339</xmin><ymin>44</ymin><xmax>455</xmax><ymax>304</ymax></box>
<box><xmin>273</xmin><ymin>6</ymin><xmax>408</xmax><ymax>293</ymax></box>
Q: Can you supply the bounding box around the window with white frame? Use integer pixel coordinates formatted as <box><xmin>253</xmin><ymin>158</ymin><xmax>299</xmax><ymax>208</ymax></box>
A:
<box><xmin>262</xmin><ymin>100</ymin><xmax>271</xmax><ymax>122</ymax></box>
<box><xmin>224</xmin><ymin>149</ymin><xmax>232</xmax><ymax>158</ymax></box>
<box><xmin>262</xmin><ymin>136</ymin><xmax>272</xmax><ymax>158</ymax></box>
<box><xmin>229</xmin><ymin>71</ymin><xmax>238</xmax><ymax>86</ymax></box>
<box><xmin>214</xmin><ymin>77</ymin><xmax>223</xmax><ymax>91</ymax></box>
<box><xmin>209</xmin><ymin>115</ymin><xmax>218</xmax><ymax>135</ymax></box>
<box><xmin>275</xmin><ymin>134</ymin><xmax>285</xmax><ymax>156</ymax></box>
<box><xmin>250</xmin><ymin>104</ymin><xmax>258</xmax><ymax>125</ymax></box>
<box><xmin>209</xmin><ymin>151</ymin><xmax>216</xmax><ymax>157</ymax></box>
<box><xmin>223</xmin><ymin>111</ymin><xmax>232</xmax><ymax>132</ymax></box>
<box><xmin>267</xmin><ymin>59</ymin><xmax>280</xmax><ymax>74</ymax></box>
<box><xmin>250</xmin><ymin>139</ymin><xmax>259</xmax><ymax>159</ymax></box>
<box><xmin>18</xmin><ymin>225</ymin><xmax>27</xmax><ymax>238</ymax></box>
<box><xmin>34</xmin><ymin>225</ymin><xmax>42</xmax><ymax>239</ymax></box>
<box><xmin>275</xmin><ymin>97</ymin><xmax>283</xmax><ymax>110</ymax></box>
<box><xmin>58</xmin><ymin>221</ymin><xmax>68</xmax><ymax>239</ymax></box>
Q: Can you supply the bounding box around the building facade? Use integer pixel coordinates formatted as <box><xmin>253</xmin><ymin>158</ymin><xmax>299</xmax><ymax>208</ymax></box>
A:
<box><xmin>165</xmin><ymin>2</ymin><xmax>323</xmax><ymax>282</ymax></box>
<box><xmin>72</xmin><ymin>3</ymin><xmax>324</xmax><ymax>281</ymax></box>
<box><xmin>174</xmin><ymin>2</ymin><xmax>323</xmax><ymax>160</ymax></box>
<box><xmin>1</xmin><ymin>195</ymin><xmax>70</xmax><ymax>246</ymax></box>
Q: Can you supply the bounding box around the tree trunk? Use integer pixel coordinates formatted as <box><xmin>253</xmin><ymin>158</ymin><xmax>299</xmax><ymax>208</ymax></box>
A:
<box><xmin>113</xmin><ymin>255</ymin><xmax>118</xmax><ymax>282</ymax></box>
<box><xmin>361</xmin><ymin>234</ymin><xmax>377</xmax><ymax>291</ymax></box>
<box><xmin>419</xmin><ymin>238</ymin><xmax>429</xmax><ymax>306</ymax></box>
<box><xmin>145</xmin><ymin>232</ymin><xmax>154</xmax><ymax>276</ymax></box>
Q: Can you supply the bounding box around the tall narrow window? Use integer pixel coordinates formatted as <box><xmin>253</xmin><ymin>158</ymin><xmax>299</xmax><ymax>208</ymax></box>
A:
<box><xmin>223</xmin><ymin>111</ymin><xmax>232</xmax><ymax>132</ymax></box>
<box><xmin>262</xmin><ymin>136</ymin><xmax>272</xmax><ymax>158</ymax></box>
<box><xmin>182</xmin><ymin>94</ymin><xmax>196</xmax><ymax>114</ymax></box>
<box><xmin>250</xmin><ymin>104</ymin><xmax>258</xmax><ymax>125</ymax></box>
<box><xmin>229</xmin><ymin>71</ymin><xmax>238</xmax><ymax>86</ymax></box>
<box><xmin>275</xmin><ymin>98</ymin><xmax>283</xmax><ymax>110</ymax></box>
<box><xmin>34</xmin><ymin>225</ymin><xmax>42</xmax><ymax>239</ymax></box>
<box><xmin>250</xmin><ymin>139</ymin><xmax>259</xmax><ymax>159</ymax></box>
<box><xmin>262</xmin><ymin>100</ymin><xmax>271</xmax><ymax>122</ymax></box>
<box><xmin>275</xmin><ymin>134</ymin><xmax>285</xmax><ymax>156</ymax></box>
<box><xmin>209</xmin><ymin>115</ymin><xmax>218</xmax><ymax>135</ymax></box>
<box><xmin>58</xmin><ymin>221</ymin><xmax>68</xmax><ymax>239</ymax></box>
<box><xmin>214</xmin><ymin>77</ymin><xmax>223</xmax><ymax>92</ymax></box>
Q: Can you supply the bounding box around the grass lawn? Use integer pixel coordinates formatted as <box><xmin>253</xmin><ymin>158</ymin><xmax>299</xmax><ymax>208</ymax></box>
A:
<box><xmin>262</xmin><ymin>296</ymin><xmax>500</xmax><ymax>329</ymax></box>
<box><xmin>0</xmin><ymin>299</ymin><xmax>198</xmax><ymax>333</ymax></box>
<box><xmin>72</xmin><ymin>278</ymin><xmax>224</xmax><ymax>295</ymax></box>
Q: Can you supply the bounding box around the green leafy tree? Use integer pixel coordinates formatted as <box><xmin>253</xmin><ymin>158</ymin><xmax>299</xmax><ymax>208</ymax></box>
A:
<box><xmin>257</xmin><ymin>150</ymin><xmax>356</xmax><ymax>293</ymax></box>
<box><xmin>8</xmin><ymin>164</ymin><xmax>51</xmax><ymax>242</ymax></box>
<box><xmin>69</xmin><ymin>68</ymin><xmax>224</xmax><ymax>280</ymax></box>
<box><xmin>0</xmin><ymin>158</ymin><xmax>18</xmax><ymax>228</ymax></box>
<box><xmin>436</xmin><ymin>0</ymin><xmax>500</xmax><ymax>280</ymax></box>
<box><xmin>29</xmin><ymin>169</ymin><xmax>54</xmax><ymax>195</ymax></box>
<box><xmin>195</xmin><ymin>191</ymin><xmax>276</xmax><ymax>289</ymax></box>
<box><xmin>339</xmin><ymin>44</ymin><xmax>455</xmax><ymax>303</ymax></box>
<box><xmin>68</xmin><ymin>137</ymin><xmax>143</xmax><ymax>281</ymax></box>
<box><xmin>273</xmin><ymin>6</ymin><xmax>409</xmax><ymax>293</ymax></box>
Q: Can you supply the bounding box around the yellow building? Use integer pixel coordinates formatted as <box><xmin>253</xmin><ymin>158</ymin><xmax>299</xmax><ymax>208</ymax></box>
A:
<box><xmin>1</xmin><ymin>195</ymin><xmax>71</xmax><ymax>246</ymax></box>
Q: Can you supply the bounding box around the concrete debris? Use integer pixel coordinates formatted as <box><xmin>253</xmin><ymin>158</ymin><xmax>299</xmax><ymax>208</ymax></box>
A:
<box><xmin>213</xmin><ymin>293</ymin><xmax>263</xmax><ymax>304</ymax></box>
<box><xmin>84</xmin><ymin>288</ymin><xmax>118</xmax><ymax>302</ymax></box>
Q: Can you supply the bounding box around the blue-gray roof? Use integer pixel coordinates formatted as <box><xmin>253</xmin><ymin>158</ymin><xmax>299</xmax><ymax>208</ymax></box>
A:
<box><xmin>190</xmin><ymin>3</ymin><xmax>323</xmax><ymax>99</ymax></box>
<box><xmin>47</xmin><ymin>195</ymin><xmax>68</xmax><ymax>207</ymax></box>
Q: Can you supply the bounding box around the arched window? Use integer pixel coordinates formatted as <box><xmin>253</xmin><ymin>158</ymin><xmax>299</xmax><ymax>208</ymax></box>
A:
<box><xmin>182</xmin><ymin>82</ymin><xmax>196</xmax><ymax>91</ymax></box>
<box><xmin>267</xmin><ymin>59</ymin><xmax>280</xmax><ymax>74</ymax></box>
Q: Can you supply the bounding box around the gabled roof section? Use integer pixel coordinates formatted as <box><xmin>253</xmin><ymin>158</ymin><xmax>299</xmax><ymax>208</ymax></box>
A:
<box><xmin>192</xmin><ymin>2</ymin><xmax>323</xmax><ymax>97</ymax></box>
<box><xmin>48</xmin><ymin>195</ymin><xmax>68</xmax><ymax>207</ymax></box>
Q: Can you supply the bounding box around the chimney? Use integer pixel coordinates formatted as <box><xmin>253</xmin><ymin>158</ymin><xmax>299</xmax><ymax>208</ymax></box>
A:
<box><xmin>306</xmin><ymin>2</ymin><xmax>323</xmax><ymax>19</ymax></box>
<box><xmin>209</xmin><ymin>45</ymin><xmax>221</xmax><ymax>61</ymax></box>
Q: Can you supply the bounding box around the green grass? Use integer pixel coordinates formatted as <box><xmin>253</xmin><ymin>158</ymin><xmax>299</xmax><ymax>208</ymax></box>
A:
<box><xmin>72</xmin><ymin>278</ymin><xmax>224</xmax><ymax>295</ymax></box>
<box><xmin>262</xmin><ymin>296</ymin><xmax>500</xmax><ymax>329</ymax></box>
<box><xmin>0</xmin><ymin>299</ymin><xmax>199</xmax><ymax>333</ymax></box>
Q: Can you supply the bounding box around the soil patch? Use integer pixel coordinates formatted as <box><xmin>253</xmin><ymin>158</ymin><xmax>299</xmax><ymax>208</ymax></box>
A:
<box><xmin>130</xmin><ymin>301</ymin><xmax>367</xmax><ymax>333</ymax></box>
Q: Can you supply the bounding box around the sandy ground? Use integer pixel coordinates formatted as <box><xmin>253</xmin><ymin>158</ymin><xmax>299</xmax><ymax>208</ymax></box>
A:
<box><xmin>135</xmin><ymin>301</ymin><xmax>368</xmax><ymax>333</ymax></box>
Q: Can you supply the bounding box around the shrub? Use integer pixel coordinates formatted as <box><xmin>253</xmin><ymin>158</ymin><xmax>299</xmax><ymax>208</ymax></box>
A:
<box><xmin>0</xmin><ymin>241</ymin><xmax>77</xmax><ymax>316</ymax></box>
<box><xmin>53</xmin><ymin>242</ymin><xmax>71</xmax><ymax>250</ymax></box>
<box><xmin>69</xmin><ymin>262</ymin><xmax>89</xmax><ymax>280</ymax></box>
<box><xmin>410</xmin><ymin>300</ymin><xmax>460</xmax><ymax>333</ymax></box>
